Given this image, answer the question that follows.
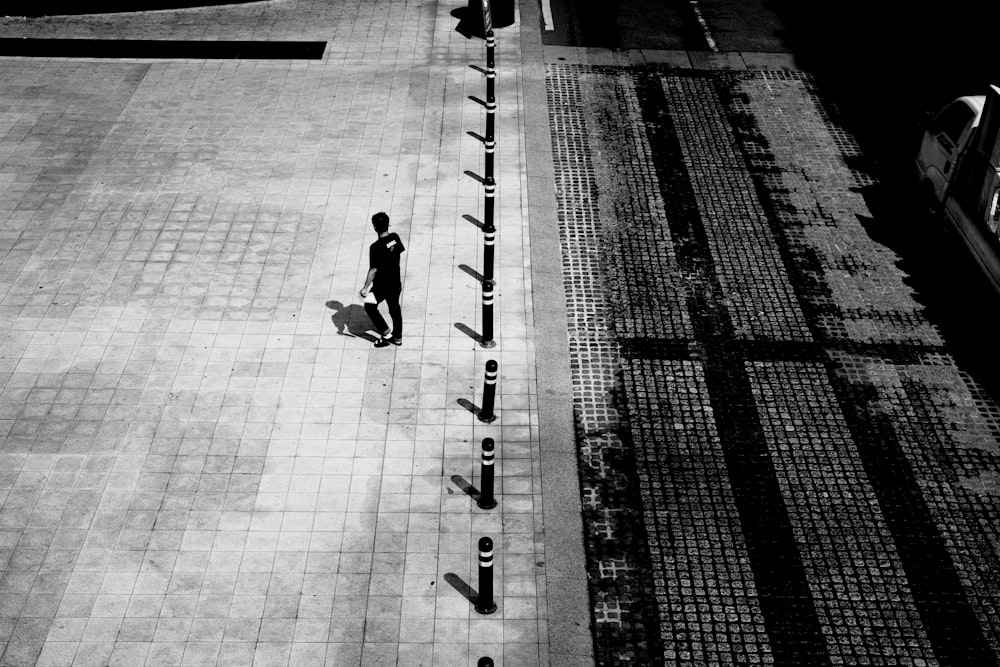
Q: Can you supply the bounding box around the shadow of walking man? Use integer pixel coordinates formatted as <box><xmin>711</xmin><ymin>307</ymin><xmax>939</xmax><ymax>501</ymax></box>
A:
<box><xmin>325</xmin><ymin>300</ymin><xmax>376</xmax><ymax>340</ymax></box>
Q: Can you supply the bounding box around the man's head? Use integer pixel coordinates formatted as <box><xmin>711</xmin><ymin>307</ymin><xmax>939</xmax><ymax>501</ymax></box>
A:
<box><xmin>371</xmin><ymin>212</ymin><xmax>390</xmax><ymax>234</ymax></box>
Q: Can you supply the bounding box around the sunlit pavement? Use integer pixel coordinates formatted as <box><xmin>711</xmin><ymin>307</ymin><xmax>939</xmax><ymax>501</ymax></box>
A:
<box><xmin>0</xmin><ymin>2</ymin><xmax>589</xmax><ymax>665</ymax></box>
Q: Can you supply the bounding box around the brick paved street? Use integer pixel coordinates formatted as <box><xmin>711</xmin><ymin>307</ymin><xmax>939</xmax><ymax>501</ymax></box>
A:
<box><xmin>546</xmin><ymin>61</ymin><xmax>1000</xmax><ymax>665</ymax></box>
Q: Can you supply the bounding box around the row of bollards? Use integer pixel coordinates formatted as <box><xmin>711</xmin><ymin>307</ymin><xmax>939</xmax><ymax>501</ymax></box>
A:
<box><xmin>484</xmin><ymin>30</ymin><xmax>496</xmax><ymax>184</ymax></box>
<box><xmin>479</xmin><ymin>29</ymin><xmax>498</xmax><ymax>349</ymax></box>
<box><xmin>471</xmin><ymin>364</ymin><xmax>497</xmax><ymax>621</ymax></box>
<box><xmin>469</xmin><ymin>9</ymin><xmax>501</xmax><ymax>635</ymax></box>
<box><xmin>474</xmin><ymin>364</ymin><xmax>498</xmax><ymax>615</ymax></box>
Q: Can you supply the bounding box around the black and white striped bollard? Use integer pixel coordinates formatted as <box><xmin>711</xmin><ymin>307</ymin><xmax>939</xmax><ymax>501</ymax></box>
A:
<box><xmin>478</xmin><ymin>438</ymin><xmax>496</xmax><ymax>510</ymax></box>
<box><xmin>480</xmin><ymin>280</ymin><xmax>495</xmax><ymax>348</ymax></box>
<box><xmin>483</xmin><ymin>177</ymin><xmax>495</xmax><ymax>286</ymax></box>
<box><xmin>475</xmin><ymin>536</ymin><xmax>497</xmax><ymax>614</ymax></box>
<box><xmin>478</xmin><ymin>359</ymin><xmax>497</xmax><ymax>423</ymax></box>
<box><xmin>485</xmin><ymin>30</ymin><xmax>496</xmax><ymax>183</ymax></box>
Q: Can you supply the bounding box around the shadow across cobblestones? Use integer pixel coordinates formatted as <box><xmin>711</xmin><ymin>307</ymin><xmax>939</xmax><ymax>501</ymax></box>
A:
<box><xmin>548</xmin><ymin>64</ymin><xmax>1000</xmax><ymax>665</ymax></box>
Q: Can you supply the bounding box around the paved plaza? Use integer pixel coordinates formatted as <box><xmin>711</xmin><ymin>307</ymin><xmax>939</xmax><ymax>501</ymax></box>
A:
<box><xmin>0</xmin><ymin>1</ymin><xmax>589</xmax><ymax>665</ymax></box>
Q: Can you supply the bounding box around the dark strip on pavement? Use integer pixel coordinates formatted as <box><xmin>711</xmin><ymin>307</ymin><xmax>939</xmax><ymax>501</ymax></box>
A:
<box><xmin>617</xmin><ymin>337</ymin><xmax>947</xmax><ymax>365</ymax></box>
<box><xmin>633</xmin><ymin>69</ymin><xmax>830</xmax><ymax>665</ymax></box>
<box><xmin>0</xmin><ymin>38</ymin><xmax>327</xmax><ymax>60</ymax></box>
<box><xmin>717</xmin><ymin>73</ymin><xmax>997</xmax><ymax>666</ymax></box>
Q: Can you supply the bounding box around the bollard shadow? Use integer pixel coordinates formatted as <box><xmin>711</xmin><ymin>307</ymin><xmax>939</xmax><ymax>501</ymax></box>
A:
<box><xmin>457</xmin><ymin>397</ymin><xmax>483</xmax><ymax>419</ymax></box>
<box><xmin>444</xmin><ymin>572</ymin><xmax>477</xmax><ymax>602</ymax></box>
<box><xmin>455</xmin><ymin>322</ymin><xmax>484</xmax><ymax>346</ymax></box>
<box><xmin>450</xmin><ymin>7</ymin><xmax>484</xmax><ymax>40</ymax></box>
<box><xmin>467</xmin><ymin>130</ymin><xmax>486</xmax><ymax>144</ymax></box>
<box><xmin>325</xmin><ymin>300</ymin><xmax>377</xmax><ymax>340</ymax></box>
<box><xmin>469</xmin><ymin>64</ymin><xmax>487</xmax><ymax>75</ymax></box>
<box><xmin>464</xmin><ymin>170</ymin><xmax>486</xmax><ymax>185</ymax></box>
<box><xmin>459</xmin><ymin>264</ymin><xmax>484</xmax><ymax>283</ymax></box>
<box><xmin>462</xmin><ymin>214</ymin><xmax>485</xmax><ymax>231</ymax></box>
<box><xmin>468</xmin><ymin>95</ymin><xmax>487</xmax><ymax>108</ymax></box>
<box><xmin>450</xmin><ymin>474</ymin><xmax>479</xmax><ymax>500</ymax></box>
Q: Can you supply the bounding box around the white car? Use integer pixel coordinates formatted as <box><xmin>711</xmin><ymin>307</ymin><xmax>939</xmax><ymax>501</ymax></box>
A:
<box><xmin>915</xmin><ymin>87</ymin><xmax>1000</xmax><ymax>294</ymax></box>
<box><xmin>915</xmin><ymin>95</ymin><xmax>984</xmax><ymax>205</ymax></box>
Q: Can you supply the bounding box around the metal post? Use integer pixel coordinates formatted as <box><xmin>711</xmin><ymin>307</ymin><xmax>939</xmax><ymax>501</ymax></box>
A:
<box><xmin>478</xmin><ymin>438</ymin><xmax>496</xmax><ymax>509</ymax></box>
<box><xmin>480</xmin><ymin>280</ymin><xmax>495</xmax><ymax>348</ymax></box>
<box><xmin>479</xmin><ymin>359</ymin><xmax>498</xmax><ymax>423</ymax></box>
<box><xmin>485</xmin><ymin>30</ymin><xmax>496</xmax><ymax>184</ymax></box>
<box><xmin>475</xmin><ymin>536</ymin><xmax>497</xmax><ymax>614</ymax></box>
<box><xmin>483</xmin><ymin>178</ymin><xmax>495</xmax><ymax>286</ymax></box>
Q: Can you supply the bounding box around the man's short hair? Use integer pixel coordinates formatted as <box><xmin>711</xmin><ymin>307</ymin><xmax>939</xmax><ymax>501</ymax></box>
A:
<box><xmin>371</xmin><ymin>212</ymin><xmax>390</xmax><ymax>233</ymax></box>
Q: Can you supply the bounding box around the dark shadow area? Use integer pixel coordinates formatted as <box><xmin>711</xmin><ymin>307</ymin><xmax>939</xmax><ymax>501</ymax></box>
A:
<box><xmin>454</xmin><ymin>322</ymin><xmax>484</xmax><ymax>345</ymax></box>
<box><xmin>8</xmin><ymin>0</ymin><xmax>254</xmax><ymax>15</ymax></box>
<box><xmin>443</xmin><ymin>573</ymin><xmax>476</xmax><ymax>602</ymax></box>
<box><xmin>468</xmin><ymin>130</ymin><xmax>487</xmax><ymax>144</ymax></box>
<box><xmin>451</xmin><ymin>6</ymin><xmax>482</xmax><ymax>40</ymax></box>
<box><xmin>0</xmin><ymin>37</ymin><xmax>326</xmax><ymax>60</ymax></box>
<box><xmin>325</xmin><ymin>300</ymin><xmax>377</xmax><ymax>340</ymax></box>
<box><xmin>771</xmin><ymin>1</ymin><xmax>1000</xmax><ymax>185</ymax></box>
<box><xmin>468</xmin><ymin>96</ymin><xmax>487</xmax><ymax>108</ymax></box>
<box><xmin>464</xmin><ymin>169</ymin><xmax>486</xmax><ymax>184</ymax></box>
<box><xmin>450</xmin><ymin>474</ymin><xmax>479</xmax><ymax>500</ymax></box>
<box><xmin>457</xmin><ymin>397</ymin><xmax>482</xmax><ymax>419</ymax></box>
<box><xmin>459</xmin><ymin>264</ymin><xmax>484</xmax><ymax>282</ymax></box>
<box><xmin>451</xmin><ymin>0</ymin><xmax>515</xmax><ymax>40</ymax></box>
<box><xmin>858</xmin><ymin>197</ymin><xmax>1000</xmax><ymax>398</ymax></box>
<box><xmin>770</xmin><ymin>1</ymin><xmax>1000</xmax><ymax>396</ymax></box>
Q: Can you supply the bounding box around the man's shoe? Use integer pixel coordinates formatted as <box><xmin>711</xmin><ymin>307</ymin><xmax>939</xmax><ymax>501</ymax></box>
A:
<box><xmin>373</xmin><ymin>337</ymin><xmax>394</xmax><ymax>348</ymax></box>
<box><xmin>389</xmin><ymin>338</ymin><xmax>402</xmax><ymax>346</ymax></box>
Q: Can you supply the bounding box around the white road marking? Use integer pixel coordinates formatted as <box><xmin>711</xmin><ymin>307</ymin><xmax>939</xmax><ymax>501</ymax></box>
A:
<box><xmin>688</xmin><ymin>0</ymin><xmax>718</xmax><ymax>52</ymax></box>
<box><xmin>542</xmin><ymin>0</ymin><xmax>554</xmax><ymax>31</ymax></box>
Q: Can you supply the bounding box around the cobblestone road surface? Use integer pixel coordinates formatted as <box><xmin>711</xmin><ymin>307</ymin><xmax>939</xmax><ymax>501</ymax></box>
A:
<box><xmin>547</xmin><ymin>65</ymin><xmax>1000</xmax><ymax>665</ymax></box>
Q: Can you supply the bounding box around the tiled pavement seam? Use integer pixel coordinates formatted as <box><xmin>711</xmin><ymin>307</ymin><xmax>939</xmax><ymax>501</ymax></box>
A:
<box><xmin>0</xmin><ymin>2</ymin><xmax>561</xmax><ymax>665</ymax></box>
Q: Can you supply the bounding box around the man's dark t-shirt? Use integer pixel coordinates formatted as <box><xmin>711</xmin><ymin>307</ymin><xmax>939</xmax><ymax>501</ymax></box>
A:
<box><xmin>369</xmin><ymin>232</ymin><xmax>405</xmax><ymax>298</ymax></box>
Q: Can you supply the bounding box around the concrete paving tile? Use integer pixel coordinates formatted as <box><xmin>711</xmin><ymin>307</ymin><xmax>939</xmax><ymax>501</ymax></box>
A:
<box><xmin>35</xmin><ymin>641</ymin><xmax>79</xmax><ymax>667</ymax></box>
<box><xmin>324</xmin><ymin>642</ymin><xmax>361</xmax><ymax>666</ymax></box>
<box><xmin>69</xmin><ymin>642</ymin><xmax>114</xmax><ymax>667</ymax></box>
<box><xmin>430</xmin><ymin>641</ymin><xmax>468</xmax><ymax>667</ymax></box>
<box><xmin>108</xmin><ymin>641</ymin><xmax>151</xmax><ymax>667</ymax></box>
<box><xmin>216</xmin><ymin>643</ymin><xmax>255</xmax><ymax>667</ymax></box>
<box><xmin>118</xmin><ymin>617</ymin><xmax>157</xmax><ymax>642</ymax></box>
<box><xmin>288</xmin><ymin>642</ymin><xmax>327</xmax><ymax>667</ymax></box>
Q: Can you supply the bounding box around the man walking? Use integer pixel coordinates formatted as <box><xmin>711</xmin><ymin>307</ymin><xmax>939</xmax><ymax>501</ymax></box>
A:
<box><xmin>359</xmin><ymin>211</ymin><xmax>405</xmax><ymax>347</ymax></box>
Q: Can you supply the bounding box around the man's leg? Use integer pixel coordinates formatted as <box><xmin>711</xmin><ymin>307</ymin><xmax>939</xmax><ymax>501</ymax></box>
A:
<box><xmin>364</xmin><ymin>301</ymin><xmax>390</xmax><ymax>338</ymax></box>
<box><xmin>385</xmin><ymin>291</ymin><xmax>402</xmax><ymax>340</ymax></box>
